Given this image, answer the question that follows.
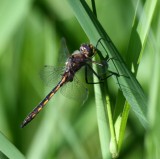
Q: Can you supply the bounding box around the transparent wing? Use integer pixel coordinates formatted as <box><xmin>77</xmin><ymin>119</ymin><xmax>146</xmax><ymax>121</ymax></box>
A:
<box><xmin>58</xmin><ymin>38</ymin><xmax>71</xmax><ymax>66</ymax></box>
<box><xmin>60</xmin><ymin>76</ymin><xmax>89</xmax><ymax>105</ymax></box>
<box><xmin>40</xmin><ymin>38</ymin><xmax>88</xmax><ymax>104</ymax></box>
<box><xmin>40</xmin><ymin>65</ymin><xmax>88</xmax><ymax>105</ymax></box>
<box><xmin>40</xmin><ymin>65</ymin><xmax>65</xmax><ymax>87</ymax></box>
<box><xmin>40</xmin><ymin>38</ymin><xmax>70</xmax><ymax>87</ymax></box>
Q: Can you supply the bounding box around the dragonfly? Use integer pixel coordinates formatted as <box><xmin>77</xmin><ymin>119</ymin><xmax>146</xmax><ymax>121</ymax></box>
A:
<box><xmin>21</xmin><ymin>38</ymin><xmax>116</xmax><ymax>128</ymax></box>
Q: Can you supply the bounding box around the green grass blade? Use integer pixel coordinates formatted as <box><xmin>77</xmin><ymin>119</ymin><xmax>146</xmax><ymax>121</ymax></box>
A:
<box><xmin>106</xmin><ymin>95</ymin><xmax>118</xmax><ymax>158</ymax></box>
<box><xmin>68</xmin><ymin>0</ymin><xmax>148</xmax><ymax>128</ymax></box>
<box><xmin>112</xmin><ymin>91</ymin><xmax>130</xmax><ymax>152</ymax></box>
<box><xmin>126</xmin><ymin>0</ymin><xmax>157</xmax><ymax>72</ymax></box>
<box><xmin>145</xmin><ymin>14</ymin><xmax>160</xmax><ymax>159</ymax></box>
<box><xmin>93</xmin><ymin>69</ymin><xmax>110</xmax><ymax>158</ymax></box>
<box><xmin>114</xmin><ymin>0</ymin><xmax>157</xmax><ymax>153</ymax></box>
<box><xmin>0</xmin><ymin>132</ymin><xmax>25</xmax><ymax>159</ymax></box>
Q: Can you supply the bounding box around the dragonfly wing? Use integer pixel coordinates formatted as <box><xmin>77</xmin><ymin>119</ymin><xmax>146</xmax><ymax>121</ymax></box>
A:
<box><xmin>40</xmin><ymin>38</ymin><xmax>71</xmax><ymax>87</ymax></box>
<box><xmin>58</xmin><ymin>38</ymin><xmax>71</xmax><ymax>66</ymax></box>
<box><xmin>60</xmin><ymin>76</ymin><xmax>89</xmax><ymax>105</ymax></box>
<box><xmin>40</xmin><ymin>65</ymin><xmax>65</xmax><ymax>87</ymax></box>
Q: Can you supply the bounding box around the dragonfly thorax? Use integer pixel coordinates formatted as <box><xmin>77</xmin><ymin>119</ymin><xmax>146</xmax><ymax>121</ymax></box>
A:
<box><xmin>80</xmin><ymin>44</ymin><xmax>96</xmax><ymax>57</ymax></box>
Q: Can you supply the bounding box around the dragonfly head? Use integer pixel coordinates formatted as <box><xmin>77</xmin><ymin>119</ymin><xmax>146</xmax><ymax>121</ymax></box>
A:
<box><xmin>80</xmin><ymin>44</ymin><xmax>96</xmax><ymax>57</ymax></box>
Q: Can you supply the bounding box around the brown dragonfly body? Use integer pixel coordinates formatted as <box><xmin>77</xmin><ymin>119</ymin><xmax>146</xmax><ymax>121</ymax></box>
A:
<box><xmin>21</xmin><ymin>43</ymin><xmax>97</xmax><ymax>127</ymax></box>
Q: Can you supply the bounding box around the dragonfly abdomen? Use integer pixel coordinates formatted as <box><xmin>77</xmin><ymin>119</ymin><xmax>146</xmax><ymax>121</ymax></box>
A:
<box><xmin>21</xmin><ymin>76</ymin><xmax>67</xmax><ymax>128</ymax></box>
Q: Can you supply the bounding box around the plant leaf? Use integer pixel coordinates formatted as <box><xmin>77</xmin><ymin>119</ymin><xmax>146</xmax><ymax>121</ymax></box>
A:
<box><xmin>68</xmin><ymin>0</ymin><xmax>148</xmax><ymax>128</ymax></box>
<box><xmin>0</xmin><ymin>132</ymin><xmax>25</xmax><ymax>159</ymax></box>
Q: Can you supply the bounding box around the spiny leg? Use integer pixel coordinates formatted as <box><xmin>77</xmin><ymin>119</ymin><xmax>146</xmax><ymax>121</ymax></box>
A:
<box><xmin>85</xmin><ymin>64</ymin><xmax>102</xmax><ymax>84</ymax></box>
<box><xmin>95</xmin><ymin>38</ymin><xmax>129</xmax><ymax>86</ymax></box>
<box><xmin>85</xmin><ymin>64</ymin><xmax>111</xmax><ymax>84</ymax></box>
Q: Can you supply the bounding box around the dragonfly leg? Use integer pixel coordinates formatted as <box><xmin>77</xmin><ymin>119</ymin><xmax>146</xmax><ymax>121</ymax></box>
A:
<box><xmin>96</xmin><ymin>37</ymin><xmax>105</xmax><ymax>48</ymax></box>
<box><xmin>107</xmin><ymin>58</ymin><xmax>129</xmax><ymax>79</ymax></box>
<box><xmin>95</xmin><ymin>38</ymin><xmax>129</xmax><ymax>78</ymax></box>
<box><xmin>85</xmin><ymin>64</ymin><xmax>104</xmax><ymax>84</ymax></box>
<box><xmin>85</xmin><ymin>65</ymin><xmax>119</xmax><ymax>85</ymax></box>
<box><xmin>107</xmin><ymin>70</ymin><xmax>130</xmax><ymax>91</ymax></box>
<box><xmin>85</xmin><ymin>62</ymin><xmax>129</xmax><ymax>88</ymax></box>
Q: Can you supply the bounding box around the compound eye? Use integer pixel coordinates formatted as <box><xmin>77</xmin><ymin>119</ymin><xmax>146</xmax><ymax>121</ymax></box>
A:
<box><xmin>80</xmin><ymin>46</ymin><xmax>85</xmax><ymax>52</ymax></box>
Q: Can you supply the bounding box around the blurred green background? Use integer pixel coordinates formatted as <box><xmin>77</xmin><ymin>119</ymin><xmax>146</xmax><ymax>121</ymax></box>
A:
<box><xmin>0</xmin><ymin>0</ymin><xmax>159</xmax><ymax>159</ymax></box>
